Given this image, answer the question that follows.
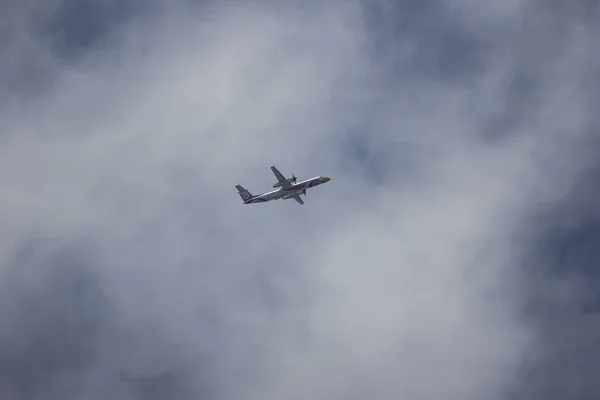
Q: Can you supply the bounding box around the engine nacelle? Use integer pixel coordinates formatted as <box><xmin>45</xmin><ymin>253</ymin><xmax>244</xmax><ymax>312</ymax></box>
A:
<box><xmin>273</xmin><ymin>178</ymin><xmax>295</xmax><ymax>188</ymax></box>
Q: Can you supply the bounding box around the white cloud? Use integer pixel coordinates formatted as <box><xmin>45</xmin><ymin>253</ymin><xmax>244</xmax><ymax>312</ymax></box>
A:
<box><xmin>0</xmin><ymin>1</ymin><xmax>597</xmax><ymax>399</ymax></box>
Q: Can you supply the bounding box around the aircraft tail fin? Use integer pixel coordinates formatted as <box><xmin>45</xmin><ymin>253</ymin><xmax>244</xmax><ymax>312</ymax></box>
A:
<box><xmin>235</xmin><ymin>185</ymin><xmax>253</xmax><ymax>201</ymax></box>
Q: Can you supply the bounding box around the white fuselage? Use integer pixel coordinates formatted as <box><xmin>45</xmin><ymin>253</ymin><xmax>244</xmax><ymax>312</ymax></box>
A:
<box><xmin>244</xmin><ymin>176</ymin><xmax>330</xmax><ymax>204</ymax></box>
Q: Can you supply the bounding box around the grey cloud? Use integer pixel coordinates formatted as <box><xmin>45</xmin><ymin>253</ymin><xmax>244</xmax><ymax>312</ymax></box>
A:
<box><xmin>0</xmin><ymin>238</ymin><xmax>108</xmax><ymax>398</ymax></box>
<box><xmin>41</xmin><ymin>0</ymin><xmax>150</xmax><ymax>60</ymax></box>
<box><xmin>511</xmin><ymin>162</ymin><xmax>600</xmax><ymax>399</ymax></box>
<box><xmin>0</xmin><ymin>236</ymin><xmax>216</xmax><ymax>399</ymax></box>
<box><xmin>359</xmin><ymin>0</ymin><xmax>486</xmax><ymax>82</ymax></box>
<box><xmin>503</xmin><ymin>2</ymin><xmax>600</xmax><ymax>398</ymax></box>
<box><xmin>483</xmin><ymin>0</ymin><xmax>600</xmax><ymax>141</ymax></box>
<box><xmin>1</xmin><ymin>0</ymin><xmax>599</xmax><ymax>399</ymax></box>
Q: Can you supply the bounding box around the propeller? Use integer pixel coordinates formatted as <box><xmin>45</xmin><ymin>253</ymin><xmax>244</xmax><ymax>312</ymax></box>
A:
<box><xmin>303</xmin><ymin>189</ymin><xmax>306</xmax><ymax>196</ymax></box>
<box><xmin>292</xmin><ymin>174</ymin><xmax>297</xmax><ymax>183</ymax></box>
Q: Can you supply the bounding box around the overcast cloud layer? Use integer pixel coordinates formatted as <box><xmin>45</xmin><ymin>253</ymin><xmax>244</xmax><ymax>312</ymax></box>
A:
<box><xmin>1</xmin><ymin>1</ymin><xmax>599</xmax><ymax>399</ymax></box>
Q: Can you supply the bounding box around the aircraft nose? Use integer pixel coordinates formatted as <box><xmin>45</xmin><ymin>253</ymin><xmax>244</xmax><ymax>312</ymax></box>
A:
<box><xmin>323</xmin><ymin>176</ymin><xmax>331</xmax><ymax>182</ymax></box>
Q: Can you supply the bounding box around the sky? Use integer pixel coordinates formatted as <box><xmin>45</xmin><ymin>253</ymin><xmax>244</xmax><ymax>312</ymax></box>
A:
<box><xmin>1</xmin><ymin>0</ymin><xmax>599</xmax><ymax>399</ymax></box>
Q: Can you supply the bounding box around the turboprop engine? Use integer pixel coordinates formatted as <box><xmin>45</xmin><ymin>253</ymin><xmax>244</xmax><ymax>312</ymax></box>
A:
<box><xmin>272</xmin><ymin>174</ymin><xmax>297</xmax><ymax>188</ymax></box>
<box><xmin>282</xmin><ymin>189</ymin><xmax>306</xmax><ymax>199</ymax></box>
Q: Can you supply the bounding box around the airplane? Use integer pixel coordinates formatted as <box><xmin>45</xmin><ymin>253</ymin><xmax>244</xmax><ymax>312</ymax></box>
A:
<box><xmin>235</xmin><ymin>166</ymin><xmax>331</xmax><ymax>205</ymax></box>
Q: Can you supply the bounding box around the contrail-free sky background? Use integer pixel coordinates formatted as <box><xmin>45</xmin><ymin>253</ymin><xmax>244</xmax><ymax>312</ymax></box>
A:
<box><xmin>1</xmin><ymin>1</ymin><xmax>599</xmax><ymax>399</ymax></box>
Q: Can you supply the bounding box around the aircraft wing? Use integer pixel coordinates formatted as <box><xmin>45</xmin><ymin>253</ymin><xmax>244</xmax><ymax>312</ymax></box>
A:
<box><xmin>271</xmin><ymin>166</ymin><xmax>287</xmax><ymax>182</ymax></box>
<box><xmin>270</xmin><ymin>165</ymin><xmax>292</xmax><ymax>188</ymax></box>
<box><xmin>293</xmin><ymin>195</ymin><xmax>304</xmax><ymax>205</ymax></box>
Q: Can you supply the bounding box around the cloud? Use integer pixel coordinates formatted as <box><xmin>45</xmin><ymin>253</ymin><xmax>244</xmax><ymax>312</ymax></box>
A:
<box><xmin>0</xmin><ymin>0</ymin><xmax>598</xmax><ymax>399</ymax></box>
